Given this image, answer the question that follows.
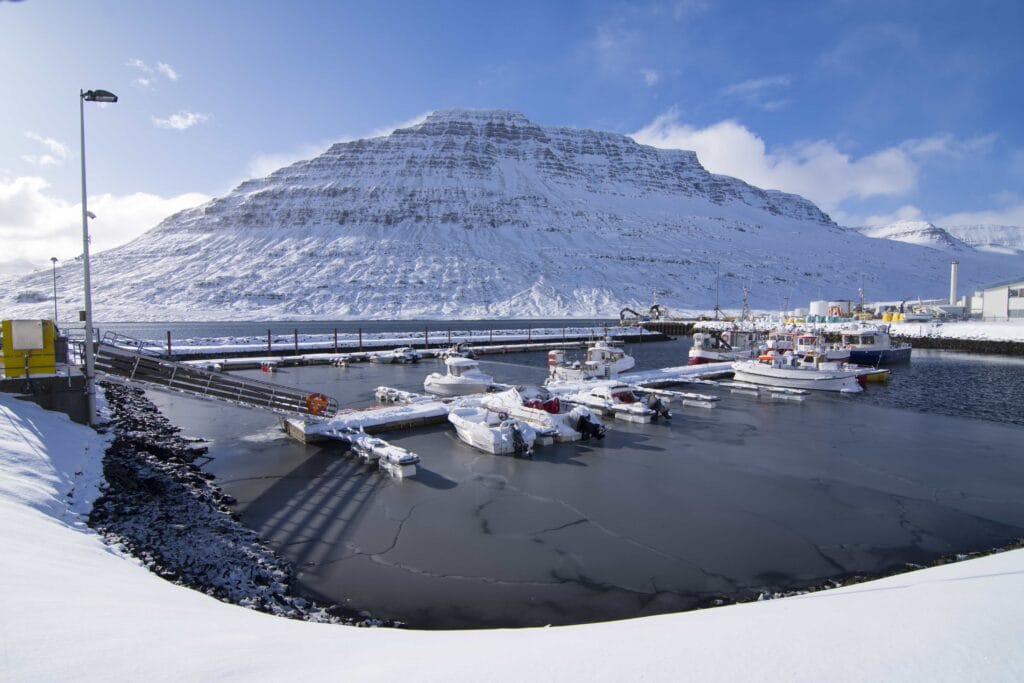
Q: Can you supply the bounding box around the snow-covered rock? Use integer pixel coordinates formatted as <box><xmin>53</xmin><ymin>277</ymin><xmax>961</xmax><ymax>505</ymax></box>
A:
<box><xmin>4</xmin><ymin>109</ymin><xmax>1023</xmax><ymax>320</ymax></box>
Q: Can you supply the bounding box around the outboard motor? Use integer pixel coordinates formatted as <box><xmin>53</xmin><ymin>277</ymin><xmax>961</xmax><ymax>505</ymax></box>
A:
<box><xmin>646</xmin><ymin>394</ymin><xmax>672</xmax><ymax>421</ymax></box>
<box><xmin>511</xmin><ymin>423</ymin><xmax>533</xmax><ymax>459</ymax></box>
<box><xmin>575</xmin><ymin>412</ymin><xmax>606</xmax><ymax>441</ymax></box>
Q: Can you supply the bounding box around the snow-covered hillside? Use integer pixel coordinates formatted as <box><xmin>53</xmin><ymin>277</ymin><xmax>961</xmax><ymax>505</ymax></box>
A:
<box><xmin>858</xmin><ymin>220</ymin><xmax>969</xmax><ymax>251</ymax></box>
<box><xmin>4</xmin><ymin>109</ymin><xmax>1023</xmax><ymax>321</ymax></box>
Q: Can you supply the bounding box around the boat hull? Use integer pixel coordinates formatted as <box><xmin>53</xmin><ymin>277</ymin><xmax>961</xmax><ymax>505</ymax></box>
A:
<box><xmin>424</xmin><ymin>376</ymin><xmax>491</xmax><ymax>396</ymax></box>
<box><xmin>848</xmin><ymin>346</ymin><xmax>912</xmax><ymax>365</ymax></box>
<box><xmin>731</xmin><ymin>361</ymin><xmax>863</xmax><ymax>393</ymax></box>
<box><xmin>448</xmin><ymin>409</ymin><xmax>536</xmax><ymax>456</ymax></box>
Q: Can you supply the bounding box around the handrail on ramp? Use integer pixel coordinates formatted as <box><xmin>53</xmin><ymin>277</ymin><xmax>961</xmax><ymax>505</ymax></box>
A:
<box><xmin>94</xmin><ymin>339</ymin><xmax>338</xmax><ymax>418</ymax></box>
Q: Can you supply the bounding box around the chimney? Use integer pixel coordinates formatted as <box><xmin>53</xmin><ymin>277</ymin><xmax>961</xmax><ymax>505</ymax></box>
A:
<box><xmin>949</xmin><ymin>260</ymin><xmax>959</xmax><ymax>305</ymax></box>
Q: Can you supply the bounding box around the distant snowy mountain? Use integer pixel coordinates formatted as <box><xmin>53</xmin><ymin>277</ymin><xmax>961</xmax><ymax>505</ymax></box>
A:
<box><xmin>4</xmin><ymin>109</ymin><xmax>1024</xmax><ymax>321</ymax></box>
<box><xmin>858</xmin><ymin>220</ymin><xmax>969</xmax><ymax>251</ymax></box>
<box><xmin>943</xmin><ymin>224</ymin><xmax>1024</xmax><ymax>256</ymax></box>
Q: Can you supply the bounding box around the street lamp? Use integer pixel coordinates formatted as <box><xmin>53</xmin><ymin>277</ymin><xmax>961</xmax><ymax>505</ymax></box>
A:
<box><xmin>50</xmin><ymin>256</ymin><xmax>58</xmax><ymax>322</ymax></box>
<box><xmin>80</xmin><ymin>88</ymin><xmax>117</xmax><ymax>426</ymax></box>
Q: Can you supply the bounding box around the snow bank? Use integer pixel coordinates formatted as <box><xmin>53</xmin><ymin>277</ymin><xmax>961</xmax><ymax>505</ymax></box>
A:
<box><xmin>2</xmin><ymin>394</ymin><xmax>1023</xmax><ymax>681</ymax></box>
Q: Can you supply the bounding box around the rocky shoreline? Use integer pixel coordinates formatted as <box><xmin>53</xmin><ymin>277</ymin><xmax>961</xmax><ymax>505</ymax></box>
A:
<box><xmin>89</xmin><ymin>381</ymin><xmax>392</xmax><ymax>627</ymax></box>
<box><xmin>892</xmin><ymin>335</ymin><xmax>1024</xmax><ymax>356</ymax></box>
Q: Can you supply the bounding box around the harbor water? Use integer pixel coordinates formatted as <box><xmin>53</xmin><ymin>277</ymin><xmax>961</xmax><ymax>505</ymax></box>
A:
<box><xmin>143</xmin><ymin>333</ymin><xmax>1024</xmax><ymax>628</ymax></box>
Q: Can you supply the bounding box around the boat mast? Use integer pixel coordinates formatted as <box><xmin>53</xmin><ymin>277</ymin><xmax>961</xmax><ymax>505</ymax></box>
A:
<box><xmin>713</xmin><ymin>264</ymin><xmax>721</xmax><ymax>320</ymax></box>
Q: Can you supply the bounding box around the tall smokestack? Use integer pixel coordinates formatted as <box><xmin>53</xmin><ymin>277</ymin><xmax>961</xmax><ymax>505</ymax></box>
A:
<box><xmin>949</xmin><ymin>260</ymin><xmax>959</xmax><ymax>306</ymax></box>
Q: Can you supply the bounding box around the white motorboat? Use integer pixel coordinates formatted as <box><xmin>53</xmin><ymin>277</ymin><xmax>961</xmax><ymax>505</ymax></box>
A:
<box><xmin>553</xmin><ymin>382</ymin><xmax>670</xmax><ymax>424</ymax></box>
<box><xmin>547</xmin><ymin>338</ymin><xmax>636</xmax><ymax>382</ymax></box>
<box><xmin>447</xmin><ymin>406</ymin><xmax>537</xmax><ymax>458</ymax></box>
<box><xmin>371</xmin><ymin>346</ymin><xmax>422</xmax><ymax>364</ymax></box>
<box><xmin>688</xmin><ymin>329</ymin><xmax>758</xmax><ymax>365</ymax></box>
<box><xmin>337</xmin><ymin>428</ymin><xmax>420</xmax><ymax>478</ymax></box>
<box><xmin>731</xmin><ymin>355</ymin><xmax>864</xmax><ymax>393</ymax></box>
<box><xmin>436</xmin><ymin>342</ymin><xmax>475</xmax><ymax>360</ymax></box>
<box><xmin>482</xmin><ymin>386</ymin><xmax>606</xmax><ymax>443</ymax></box>
<box><xmin>423</xmin><ymin>356</ymin><xmax>493</xmax><ymax>396</ymax></box>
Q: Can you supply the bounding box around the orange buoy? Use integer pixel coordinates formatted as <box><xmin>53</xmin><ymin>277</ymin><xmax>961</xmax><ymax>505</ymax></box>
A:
<box><xmin>305</xmin><ymin>392</ymin><xmax>330</xmax><ymax>416</ymax></box>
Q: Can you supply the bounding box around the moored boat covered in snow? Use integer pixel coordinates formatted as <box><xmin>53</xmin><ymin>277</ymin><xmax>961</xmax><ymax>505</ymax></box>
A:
<box><xmin>552</xmin><ymin>382</ymin><xmax>670</xmax><ymax>423</ymax></box>
<box><xmin>371</xmin><ymin>346</ymin><xmax>422</xmax><ymax>364</ymax></box>
<box><xmin>447</xmin><ymin>406</ymin><xmax>537</xmax><ymax>457</ymax></box>
<box><xmin>482</xmin><ymin>386</ymin><xmax>606</xmax><ymax>443</ymax></box>
<box><xmin>547</xmin><ymin>338</ymin><xmax>636</xmax><ymax>382</ymax></box>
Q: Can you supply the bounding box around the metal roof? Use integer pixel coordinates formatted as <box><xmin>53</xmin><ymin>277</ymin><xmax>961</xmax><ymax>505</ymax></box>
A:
<box><xmin>979</xmin><ymin>276</ymin><xmax>1024</xmax><ymax>291</ymax></box>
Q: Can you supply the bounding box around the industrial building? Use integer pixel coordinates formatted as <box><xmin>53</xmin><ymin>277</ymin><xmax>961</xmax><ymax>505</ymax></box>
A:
<box><xmin>968</xmin><ymin>276</ymin><xmax>1024</xmax><ymax>320</ymax></box>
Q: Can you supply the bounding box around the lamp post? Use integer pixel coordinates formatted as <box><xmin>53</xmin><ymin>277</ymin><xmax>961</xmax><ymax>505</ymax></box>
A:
<box><xmin>80</xmin><ymin>88</ymin><xmax>117</xmax><ymax>426</ymax></box>
<box><xmin>50</xmin><ymin>256</ymin><xmax>58</xmax><ymax>322</ymax></box>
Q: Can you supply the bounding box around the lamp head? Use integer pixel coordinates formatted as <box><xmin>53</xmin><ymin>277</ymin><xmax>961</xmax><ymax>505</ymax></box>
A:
<box><xmin>82</xmin><ymin>89</ymin><xmax>118</xmax><ymax>103</ymax></box>
<box><xmin>85</xmin><ymin>210</ymin><xmax>96</xmax><ymax>219</ymax></box>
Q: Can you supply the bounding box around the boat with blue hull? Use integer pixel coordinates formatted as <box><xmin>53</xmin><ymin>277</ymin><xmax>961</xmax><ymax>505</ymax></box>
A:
<box><xmin>841</xmin><ymin>326</ymin><xmax>912</xmax><ymax>365</ymax></box>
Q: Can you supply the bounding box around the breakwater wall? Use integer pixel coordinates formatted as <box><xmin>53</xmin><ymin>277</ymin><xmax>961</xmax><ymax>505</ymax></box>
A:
<box><xmin>894</xmin><ymin>336</ymin><xmax>1024</xmax><ymax>357</ymax></box>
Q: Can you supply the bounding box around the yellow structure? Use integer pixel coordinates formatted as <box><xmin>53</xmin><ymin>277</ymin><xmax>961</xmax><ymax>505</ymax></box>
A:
<box><xmin>2</xmin><ymin>320</ymin><xmax>58</xmax><ymax>378</ymax></box>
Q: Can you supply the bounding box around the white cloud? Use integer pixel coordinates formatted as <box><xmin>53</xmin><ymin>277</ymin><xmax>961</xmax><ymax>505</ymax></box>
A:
<box><xmin>22</xmin><ymin>132</ymin><xmax>69</xmax><ymax>167</ymax></box>
<box><xmin>641</xmin><ymin>69</ymin><xmax>660</xmax><ymax>86</ymax></box>
<box><xmin>902</xmin><ymin>133</ymin><xmax>997</xmax><ymax>158</ymax></box>
<box><xmin>990</xmin><ymin>190</ymin><xmax>1021</xmax><ymax>206</ymax></box>
<box><xmin>631</xmin><ymin>111</ymin><xmax>918</xmax><ymax>212</ymax></box>
<box><xmin>152</xmin><ymin>111</ymin><xmax>211</xmax><ymax>130</ymax></box>
<box><xmin>156</xmin><ymin>62</ymin><xmax>179</xmax><ymax>81</ymax></box>
<box><xmin>127</xmin><ymin>58</ymin><xmax>180</xmax><ymax>86</ymax></box>
<box><xmin>862</xmin><ymin>205</ymin><xmax>926</xmax><ymax>227</ymax></box>
<box><xmin>0</xmin><ymin>175</ymin><xmax>208</xmax><ymax>274</ymax></box>
<box><xmin>126</xmin><ymin>58</ymin><xmax>152</xmax><ymax>73</ymax></box>
<box><xmin>936</xmin><ymin>204</ymin><xmax>1024</xmax><ymax>228</ymax></box>
<box><xmin>719</xmin><ymin>75</ymin><xmax>792</xmax><ymax>111</ymax></box>
<box><xmin>671</xmin><ymin>0</ymin><xmax>709</xmax><ymax>20</ymax></box>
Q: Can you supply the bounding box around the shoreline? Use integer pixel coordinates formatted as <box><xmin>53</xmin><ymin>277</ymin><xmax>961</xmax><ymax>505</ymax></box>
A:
<box><xmin>91</xmin><ymin>381</ymin><xmax>395</xmax><ymax>628</ymax></box>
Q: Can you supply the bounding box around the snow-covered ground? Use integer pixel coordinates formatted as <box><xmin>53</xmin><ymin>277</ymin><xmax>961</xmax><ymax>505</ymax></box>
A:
<box><xmin>888</xmin><ymin>319</ymin><xmax>1024</xmax><ymax>342</ymax></box>
<box><xmin>3</xmin><ymin>393</ymin><xmax>1024</xmax><ymax>680</ymax></box>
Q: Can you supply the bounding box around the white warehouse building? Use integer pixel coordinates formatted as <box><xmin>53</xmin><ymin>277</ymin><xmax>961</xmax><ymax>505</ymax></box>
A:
<box><xmin>969</xmin><ymin>277</ymin><xmax>1024</xmax><ymax>320</ymax></box>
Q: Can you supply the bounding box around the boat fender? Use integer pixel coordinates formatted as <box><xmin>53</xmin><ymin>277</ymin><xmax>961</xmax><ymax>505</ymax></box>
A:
<box><xmin>305</xmin><ymin>392</ymin><xmax>330</xmax><ymax>416</ymax></box>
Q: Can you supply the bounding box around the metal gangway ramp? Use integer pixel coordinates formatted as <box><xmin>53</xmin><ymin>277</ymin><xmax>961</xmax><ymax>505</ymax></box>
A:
<box><xmin>94</xmin><ymin>332</ymin><xmax>339</xmax><ymax>418</ymax></box>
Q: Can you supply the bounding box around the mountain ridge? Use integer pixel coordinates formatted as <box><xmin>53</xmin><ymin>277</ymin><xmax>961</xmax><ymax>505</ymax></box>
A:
<box><xmin>4</xmin><ymin>109</ymin><xmax>1023</xmax><ymax>321</ymax></box>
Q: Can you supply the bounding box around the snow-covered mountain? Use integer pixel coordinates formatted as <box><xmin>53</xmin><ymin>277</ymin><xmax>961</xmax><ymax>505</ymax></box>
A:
<box><xmin>5</xmin><ymin>109</ymin><xmax>1024</xmax><ymax>320</ymax></box>
<box><xmin>943</xmin><ymin>224</ymin><xmax>1024</xmax><ymax>256</ymax></box>
<box><xmin>857</xmin><ymin>220</ymin><xmax>969</xmax><ymax>251</ymax></box>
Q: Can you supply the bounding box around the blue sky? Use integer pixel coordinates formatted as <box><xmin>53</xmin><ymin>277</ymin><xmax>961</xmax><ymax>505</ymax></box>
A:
<box><xmin>2</xmin><ymin>0</ymin><xmax>1023</xmax><ymax>273</ymax></box>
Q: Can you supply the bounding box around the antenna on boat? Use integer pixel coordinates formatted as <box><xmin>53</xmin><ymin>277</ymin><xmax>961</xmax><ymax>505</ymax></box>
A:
<box><xmin>741</xmin><ymin>285</ymin><xmax>751</xmax><ymax>322</ymax></box>
<box><xmin>713</xmin><ymin>264</ymin><xmax>721</xmax><ymax>320</ymax></box>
